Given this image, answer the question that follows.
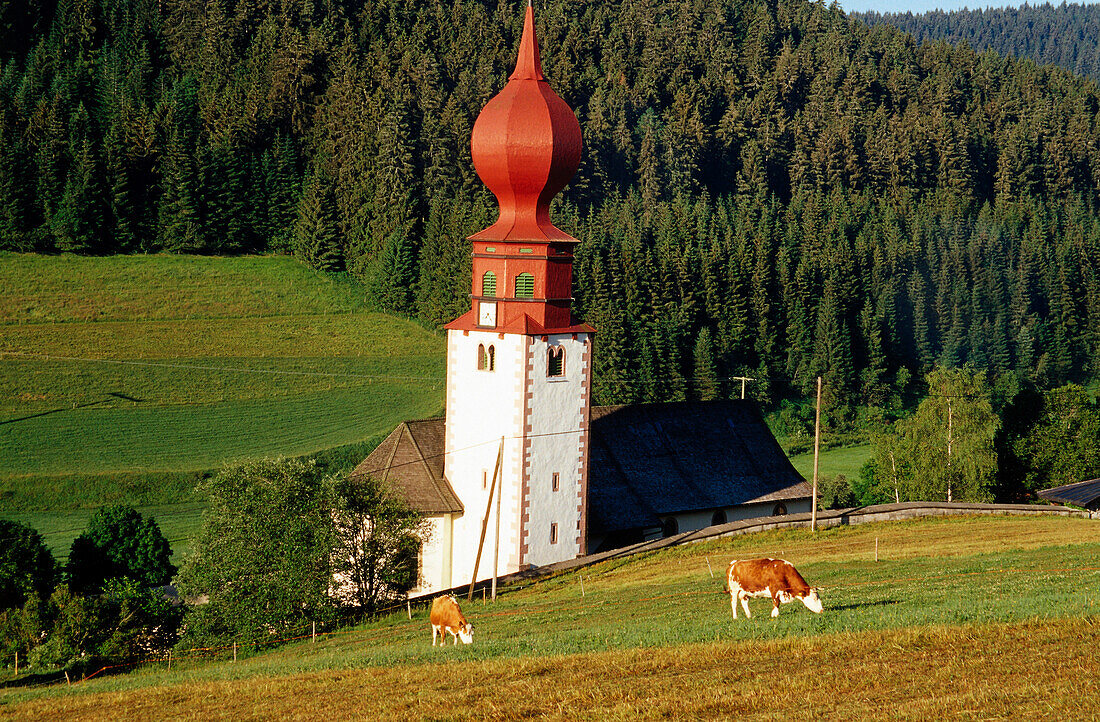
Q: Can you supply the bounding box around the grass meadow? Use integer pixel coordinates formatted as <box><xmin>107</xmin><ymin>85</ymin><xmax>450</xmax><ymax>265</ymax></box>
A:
<box><xmin>3</xmin><ymin>514</ymin><xmax>1098</xmax><ymax>719</ymax></box>
<box><xmin>0</xmin><ymin>253</ymin><xmax>446</xmax><ymax>558</ymax></box>
<box><xmin>789</xmin><ymin>442</ymin><xmax>872</xmax><ymax>482</ymax></box>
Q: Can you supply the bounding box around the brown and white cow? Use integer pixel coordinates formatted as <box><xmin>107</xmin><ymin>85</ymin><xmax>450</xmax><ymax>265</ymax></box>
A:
<box><xmin>727</xmin><ymin>558</ymin><xmax>823</xmax><ymax>619</ymax></box>
<box><xmin>430</xmin><ymin>594</ymin><xmax>473</xmax><ymax>645</ymax></box>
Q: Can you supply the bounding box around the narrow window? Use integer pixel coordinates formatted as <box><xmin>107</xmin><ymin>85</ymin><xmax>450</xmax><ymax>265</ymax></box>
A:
<box><xmin>477</xmin><ymin>344</ymin><xmax>487</xmax><ymax>370</ymax></box>
<box><xmin>487</xmin><ymin>345</ymin><xmax>495</xmax><ymax>371</ymax></box>
<box><xmin>547</xmin><ymin>345</ymin><xmax>564</xmax><ymax>377</ymax></box>
<box><xmin>482</xmin><ymin>271</ymin><xmax>497</xmax><ymax>297</ymax></box>
<box><xmin>772</xmin><ymin>503</ymin><xmax>787</xmax><ymax>517</ymax></box>
<box><xmin>515</xmin><ymin>273</ymin><xmax>534</xmax><ymax>298</ymax></box>
<box><xmin>711</xmin><ymin>509</ymin><xmax>727</xmax><ymax>526</ymax></box>
<box><xmin>550</xmin><ymin>522</ymin><xmax>558</xmax><ymax>545</ymax></box>
<box><xmin>552</xmin><ymin>472</ymin><xmax>560</xmax><ymax>492</ymax></box>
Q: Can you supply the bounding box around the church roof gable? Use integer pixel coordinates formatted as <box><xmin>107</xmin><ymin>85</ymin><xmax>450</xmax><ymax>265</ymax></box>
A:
<box><xmin>350</xmin><ymin>418</ymin><xmax>462</xmax><ymax>515</ymax></box>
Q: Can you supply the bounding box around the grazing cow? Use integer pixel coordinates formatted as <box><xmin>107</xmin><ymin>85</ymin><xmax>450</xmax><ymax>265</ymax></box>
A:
<box><xmin>430</xmin><ymin>594</ymin><xmax>473</xmax><ymax>645</ymax></box>
<box><xmin>727</xmin><ymin>558</ymin><xmax>823</xmax><ymax>619</ymax></box>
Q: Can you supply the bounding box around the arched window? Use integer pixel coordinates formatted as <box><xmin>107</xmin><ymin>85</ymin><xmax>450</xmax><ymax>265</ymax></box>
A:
<box><xmin>661</xmin><ymin>517</ymin><xmax>679</xmax><ymax>538</ymax></box>
<box><xmin>772</xmin><ymin>503</ymin><xmax>787</xmax><ymax>517</ymax></box>
<box><xmin>487</xmin><ymin>345</ymin><xmax>495</xmax><ymax>371</ymax></box>
<box><xmin>711</xmin><ymin>509</ymin><xmax>727</xmax><ymax>526</ymax></box>
<box><xmin>477</xmin><ymin>344</ymin><xmax>487</xmax><ymax>370</ymax></box>
<box><xmin>547</xmin><ymin>345</ymin><xmax>564</xmax><ymax>377</ymax></box>
<box><xmin>482</xmin><ymin>271</ymin><xmax>497</xmax><ymax>297</ymax></box>
<box><xmin>515</xmin><ymin>273</ymin><xmax>534</xmax><ymax>298</ymax></box>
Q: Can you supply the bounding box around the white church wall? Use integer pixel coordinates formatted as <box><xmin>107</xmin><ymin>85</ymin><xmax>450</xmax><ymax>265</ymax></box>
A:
<box><xmin>410</xmin><ymin>514</ymin><xmax>451</xmax><ymax>594</ymax></box>
<box><xmin>443</xmin><ymin>329</ymin><xmax>528</xmax><ymax>587</ymax></box>
<box><xmin>522</xmin><ymin>333</ymin><xmax>591</xmax><ymax>567</ymax></box>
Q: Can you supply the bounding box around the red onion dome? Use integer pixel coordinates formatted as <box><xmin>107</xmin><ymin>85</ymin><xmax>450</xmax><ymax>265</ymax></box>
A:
<box><xmin>469</xmin><ymin>4</ymin><xmax>582</xmax><ymax>242</ymax></box>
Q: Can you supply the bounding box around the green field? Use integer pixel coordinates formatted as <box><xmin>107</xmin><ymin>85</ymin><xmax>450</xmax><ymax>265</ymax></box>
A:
<box><xmin>3</xmin><ymin>514</ymin><xmax>1098</xmax><ymax>718</ymax></box>
<box><xmin>789</xmin><ymin>443</ymin><xmax>873</xmax><ymax>482</ymax></box>
<box><xmin>0</xmin><ymin>253</ymin><xmax>446</xmax><ymax>555</ymax></box>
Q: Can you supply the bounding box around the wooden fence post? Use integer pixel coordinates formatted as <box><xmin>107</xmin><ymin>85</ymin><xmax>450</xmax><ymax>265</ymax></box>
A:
<box><xmin>167</xmin><ymin>650</ymin><xmax>171</xmax><ymax>672</ymax></box>
<box><xmin>706</xmin><ymin>557</ymin><xmax>714</xmax><ymax>578</ymax></box>
<box><xmin>233</xmin><ymin>642</ymin><xmax>237</xmax><ymax>663</ymax></box>
<box><xmin>579</xmin><ymin>572</ymin><xmax>585</xmax><ymax>597</ymax></box>
<box><xmin>312</xmin><ymin>621</ymin><xmax>316</xmax><ymax>643</ymax></box>
<box><xmin>407</xmin><ymin>600</ymin><xmax>412</xmax><ymax>619</ymax></box>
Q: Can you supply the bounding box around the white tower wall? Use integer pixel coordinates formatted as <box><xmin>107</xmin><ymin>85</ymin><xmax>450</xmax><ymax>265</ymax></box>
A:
<box><xmin>444</xmin><ymin>330</ymin><xmax>527</xmax><ymax>588</ymax></box>
<box><xmin>522</xmin><ymin>333</ymin><xmax>591</xmax><ymax>565</ymax></box>
<box><xmin>441</xmin><ymin>328</ymin><xmax>592</xmax><ymax>588</ymax></box>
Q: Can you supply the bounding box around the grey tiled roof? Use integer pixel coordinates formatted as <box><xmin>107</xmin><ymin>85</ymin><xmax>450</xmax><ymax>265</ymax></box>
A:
<box><xmin>586</xmin><ymin>401</ymin><xmax>810</xmax><ymax>535</ymax></box>
<box><xmin>1037</xmin><ymin>477</ymin><xmax>1100</xmax><ymax>510</ymax></box>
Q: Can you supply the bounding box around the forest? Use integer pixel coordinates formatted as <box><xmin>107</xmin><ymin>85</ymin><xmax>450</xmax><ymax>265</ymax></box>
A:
<box><xmin>855</xmin><ymin>2</ymin><xmax>1100</xmax><ymax>84</ymax></box>
<box><xmin>1</xmin><ymin>0</ymin><xmax>1099</xmax><ymax>415</ymax></box>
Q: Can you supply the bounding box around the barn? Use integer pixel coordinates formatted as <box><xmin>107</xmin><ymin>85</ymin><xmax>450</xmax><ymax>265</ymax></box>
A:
<box><xmin>347</xmin><ymin>5</ymin><xmax>809</xmax><ymax>595</ymax></box>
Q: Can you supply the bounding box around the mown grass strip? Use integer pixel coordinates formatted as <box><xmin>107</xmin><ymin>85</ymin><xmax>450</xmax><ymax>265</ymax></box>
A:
<box><xmin>0</xmin><ymin>253</ymin><xmax>370</xmax><ymax>324</ymax></box>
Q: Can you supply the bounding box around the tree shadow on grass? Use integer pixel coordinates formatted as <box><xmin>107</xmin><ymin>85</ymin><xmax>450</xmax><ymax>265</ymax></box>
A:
<box><xmin>826</xmin><ymin>599</ymin><xmax>900</xmax><ymax>613</ymax></box>
<box><xmin>1</xmin><ymin>391</ymin><xmax>143</xmax><ymax>426</ymax></box>
<box><xmin>0</xmin><ymin>670</ymin><xmax>67</xmax><ymax>690</ymax></box>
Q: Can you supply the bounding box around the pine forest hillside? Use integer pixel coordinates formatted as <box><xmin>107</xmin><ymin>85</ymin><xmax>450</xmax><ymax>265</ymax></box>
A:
<box><xmin>854</xmin><ymin>2</ymin><xmax>1100</xmax><ymax>85</ymax></box>
<box><xmin>1</xmin><ymin>0</ymin><xmax>1099</xmax><ymax>415</ymax></box>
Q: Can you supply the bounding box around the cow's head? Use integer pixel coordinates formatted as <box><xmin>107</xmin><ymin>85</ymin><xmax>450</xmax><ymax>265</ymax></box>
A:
<box><xmin>457</xmin><ymin>623</ymin><xmax>473</xmax><ymax>644</ymax></box>
<box><xmin>801</xmin><ymin>588</ymin><xmax>824</xmax><ymax>614</ymax></box>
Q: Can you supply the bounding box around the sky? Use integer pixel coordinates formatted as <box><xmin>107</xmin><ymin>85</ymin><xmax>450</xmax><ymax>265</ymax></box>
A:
<box><xmin>839</xmin><ymin>0</ymin><xmax>1100</xmax><ymax>13</ymax></box>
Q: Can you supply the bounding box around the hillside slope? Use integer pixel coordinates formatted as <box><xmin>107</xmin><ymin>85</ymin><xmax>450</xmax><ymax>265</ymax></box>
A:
<box><xmin>3</xmin><ymin>514</ymin><xmax>1098</xmax><ymax>718</ymax></box>
<box><xmin>0</xmin><ymin>253</ymin><xmax>446</xmax><ymax>511</ymax></box>
<box><xmin>2</xmin><ymin>0</ymin><xmax>1099</xmax><ymax>405</ymax></box>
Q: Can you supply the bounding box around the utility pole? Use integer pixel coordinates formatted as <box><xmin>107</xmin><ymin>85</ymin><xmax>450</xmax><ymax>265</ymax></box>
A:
<box><xmin>811</xmin><ymin>376</ymin><xmax>822</xmax><ymax>532</ymax></box>
<box><xmin>491</xmin><ymin>438</ymin><xmax>503</xmax><ymax>601</ymax></box>
<box><xmin>469</xmin><ymin>437</ymin><xmax>504</xmax><ymax>601</ymax></box>
<box><xmin>731</xmin><ymin>376</ymin><xmax>755</xmax><ymax>400</ymax></box>
<box><xmin>946</xmin><ymin>398</ymin><xmax>953</xmax><ymax>503</ymax></box>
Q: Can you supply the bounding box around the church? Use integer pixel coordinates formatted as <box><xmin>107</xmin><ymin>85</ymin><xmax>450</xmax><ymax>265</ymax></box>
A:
<box><xmin>350</xmin><ymin>4</ymin><xmax>810</xmax><ymax>595</ymax></box>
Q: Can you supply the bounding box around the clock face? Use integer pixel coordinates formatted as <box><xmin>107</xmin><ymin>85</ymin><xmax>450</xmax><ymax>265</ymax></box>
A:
<box><xmin>478</xmin><ymin>301</ymin><xmax>497</xmax><ymax>327</ymax></box>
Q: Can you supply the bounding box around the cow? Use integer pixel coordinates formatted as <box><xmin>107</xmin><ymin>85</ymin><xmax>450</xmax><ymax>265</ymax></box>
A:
<box><xmin>726</xmin><ymin>558</ymin><xmax>823</xmax><ymax>619</ymax></box>
<box><xmin>430</xmin><ymin>594</ymin><xmax>473</xmax><ymax>645</ymax></box>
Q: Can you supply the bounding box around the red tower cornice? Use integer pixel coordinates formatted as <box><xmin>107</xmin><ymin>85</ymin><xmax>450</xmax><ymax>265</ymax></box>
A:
<box><xmin>469</xmin><ymin>3</ymin><xmax>582</xmax><ymax>243</ymax></box>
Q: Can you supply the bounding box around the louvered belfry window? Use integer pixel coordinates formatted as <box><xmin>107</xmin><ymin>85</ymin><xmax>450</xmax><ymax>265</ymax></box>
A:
<box><xmin>515</xmin><ymin>273</ymin><xmax>534</xmax><ymax>298</ymax></box>
<box><xmin>477</xmin><ymin>344</ymin><xmax>488</xmax><ymax>370</ymax></box>
<box><xmin>482</xmin><ymin>271</ymin><xmax>497</xmax><ymax>297</ymax></box>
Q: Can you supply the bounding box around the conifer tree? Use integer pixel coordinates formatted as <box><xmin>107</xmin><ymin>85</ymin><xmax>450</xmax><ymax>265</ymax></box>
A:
<box><xmin>293</xmin><ymin>164</ymin><xmax>342</xmax><ymax>272</ymax></box>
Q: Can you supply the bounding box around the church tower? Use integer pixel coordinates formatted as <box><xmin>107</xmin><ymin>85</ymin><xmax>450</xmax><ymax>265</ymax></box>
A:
<box><xmin>442</xmin><ymin>3</ymin><xmax>593</xmax><ymax>586</ymax></box>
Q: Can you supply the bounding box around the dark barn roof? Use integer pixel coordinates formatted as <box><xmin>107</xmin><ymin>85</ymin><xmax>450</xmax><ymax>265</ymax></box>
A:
<box><xmin>351</xmin><ymin>401</ymin><xmax>809</xmax><ymax>532</ymax></box>
<box><xmin>1037</xmin><ymin>478</ymin><xmax>1100</xmax><ymax>511</ymax></box>
<box><xmin>586</xmin><ymin>401</ymin><xmax>811</xmax><ymax>536</ymax></box>
<box><xmin>349</xmin><ymin>419</ymin><xmax>463</xmax><ymax>515</ymax></box>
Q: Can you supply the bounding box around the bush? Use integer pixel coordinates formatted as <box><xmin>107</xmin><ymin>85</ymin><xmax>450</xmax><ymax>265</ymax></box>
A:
<box><xmin>176</xmin><ymin>458</ymin><xmax>343</xmax><ymax>647</ymax></box>
<box><xmin>67</xmin><ymin>505</ymin><xmax>175</xmax><ymax>594</ymax></box>
<box><xmin>0</xmin><ymin>520</ymin><xmax>57</xmax><ymax>610</ymax></box>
